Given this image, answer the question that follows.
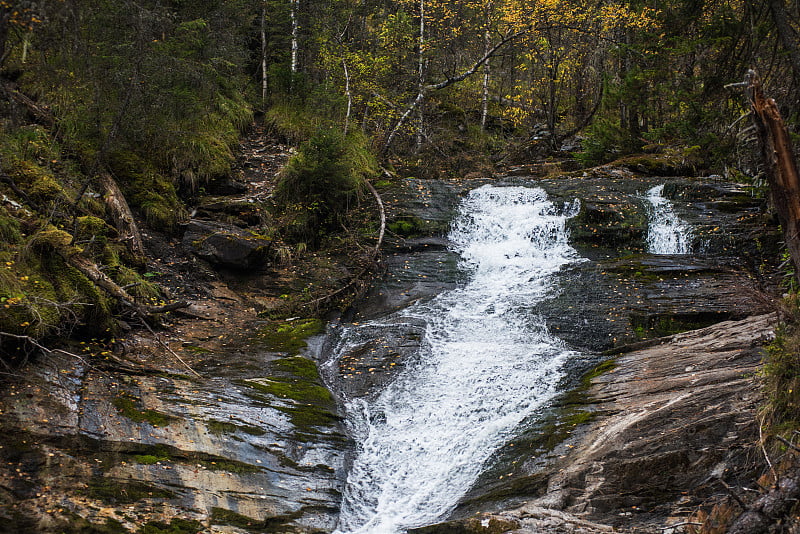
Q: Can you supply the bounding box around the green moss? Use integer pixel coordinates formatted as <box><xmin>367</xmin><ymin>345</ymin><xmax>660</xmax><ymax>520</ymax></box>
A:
<box><xmin>210</xmin><ymin>507</ymin><xmax>263</xmax><ymax>530</ymax></box>
<box><xmin>86</xmin><ymin>477</ymin><xmax>175</xmax><ymax>504</ymax></box>
<box><xmin>138</xmin><ymin>518</ymin><xmax>203</xmax><ymax>534</ymax></box>
<box><xmin>0</xmin><ymin>206</ymin><xmax>22</xmax><ymax>243</ymax></box>
<box><xmin>240</xmin><ymin>356</ymin><xmax>340</xmax><ymax>433</ymax></box>
<box><xmin>206</xmin><ymin>419</ymin><xmax>266</xmax><ymax>436</ymax></box>
<box><xmin>58</xmin><ymin>516</ymin><xmax>132</xmax><ymax>534</ymax></box>
<box><xmin>134</xmin><ymin>454</ymin><xmax>170</xmax><ymax>465</ymax></box>
<box><xmin>108</xmin><ymin>151</ymin><xmax>187</xmax><ymax>230</ymax></box>
<box><xmin>113</xmin><ymin>396</ymin><xmax>176</xmax><ymax>427</ymax></box>
<box><xmin>196</xmin><ymin>458</ymin><xmax>262</xmax><ymax>474</ymax></box>
<box><xmin>256</xmin><ymin>319</ymin><xmax>325</xmax><ymax>354</ymax></box>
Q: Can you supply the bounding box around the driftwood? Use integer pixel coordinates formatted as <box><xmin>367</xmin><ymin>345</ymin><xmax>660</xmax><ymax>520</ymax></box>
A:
<box><xmin>747</xmin><ymin>70</ymin><xmax>800</xmax><ymax>285</ymax></box>
<box><xmin>98</xmin><ymin>172</ymin><xmax>146</xmax><ymax>261</ymax></box>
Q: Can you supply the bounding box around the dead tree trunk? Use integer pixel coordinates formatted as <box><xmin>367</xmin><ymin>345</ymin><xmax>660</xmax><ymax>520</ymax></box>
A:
<box><xmin>747</xmin><ymin>70</ymin><xmax>800</xmax><ymax>285</ymax></box>
<box><xmin>98</xmin><ymin>172</ymin><xmax>146</xmax><ymax>263</ymax></box>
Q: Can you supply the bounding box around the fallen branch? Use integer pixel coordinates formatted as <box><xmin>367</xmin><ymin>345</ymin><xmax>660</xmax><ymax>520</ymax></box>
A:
<box><xmin>137</xmin><ymin>319</ymin><xmax>202</xmax><ymax>379</ymax></box>
<box><xmin>51</xmin><ymin>241</ymin><xmax>188</xmax><ymax>317</ymax></box>
<box><xmin>365</xmin><ymin>177</ymin><xmax>386</xmax><ymax>258</ymax></box>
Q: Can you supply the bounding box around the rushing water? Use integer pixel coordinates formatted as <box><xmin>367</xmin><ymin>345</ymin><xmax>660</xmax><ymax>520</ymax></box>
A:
<box><xmin>329</xmin><ymin>185</ymin><xmax>584</xmax><ymax>534</ymax></box>
<box><xmin>645</xmin><ymin>184</ymin><xmax>693</xmax><ymax>254</ymax></box>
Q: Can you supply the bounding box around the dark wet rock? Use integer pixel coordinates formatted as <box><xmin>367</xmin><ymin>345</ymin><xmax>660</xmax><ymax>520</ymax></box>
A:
<box><xmin>183</xmin><ymin>219</ymin><xmax>272</xmax><ymax>270</ymax></box>
<box><xmin>325</xmin><ymin>318</ymin><xmax>428</xmax><ymax>398</ymax></box>
<box><xmin>192</xmin><ymin>197</ymin><xmax>269</xmax><ymax>227</ymax></box>
<box><xmin>538</xmin><ymin>254</ymin><xmax>770</xmax><ymax>353</ymax></box>
<box><xmin>207</xmin><ymin>176</ymin><xmax>249</xmax><ymax>195</ymax></box>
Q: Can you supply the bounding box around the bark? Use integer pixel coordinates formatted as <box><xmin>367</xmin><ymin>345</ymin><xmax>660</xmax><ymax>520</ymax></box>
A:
<box><xmin>261</xmin><ymin>3</ymin><xmax>268</xmax><ymax>105</ymax></box>
<box><xmin>342</xmin><ymin>58</ymin><xmax>352</xmax><ymax>136</ymax></box>
<box><xmin>98</xmin><ymin>172</ymin><xmax>146</xmax><ymax>262</ymax></box>
<box><xmin>290</xmin><ymin>0</ymin><xmax>299</xmax><ymax>74</ymax></box>
<box><xmin>747</xmin><ymin>70</ymin><xmax>800</xmax><ymax>285</ymax></box>
<box><xmin>55</xmin><ymin>245</ymin><xmax>187</xmax><ymax>316</ymax></box>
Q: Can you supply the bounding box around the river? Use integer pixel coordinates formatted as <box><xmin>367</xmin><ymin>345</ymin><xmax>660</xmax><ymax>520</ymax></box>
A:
<box><xmin>326</xmin><ymin>185</ymin><xmax>585</xmax><ymax>533</ymax></box>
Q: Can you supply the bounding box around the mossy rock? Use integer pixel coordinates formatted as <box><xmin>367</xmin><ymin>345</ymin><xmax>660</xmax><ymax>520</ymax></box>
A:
<box><xmin>138</xmin><ymin>518</ymin><xmax>203</xmax><ymax>534</ymax></box>
<box><xmin>241</xmin><ymin>356</ymin><xmax>340</xmax><ymax>434</ymax></box>
<box><xmin>566</xmin><ymin>200</ymin><xmax>647</xmax><ymax>251</ymax></box>
<box><xmin>255</xmin><ymin>318</ymin><xmax>324</xmax><ymax>354</ymax></box>
<box><xmin>112</xmin><ymin>395</ymin><xmax>176</xmax><ymax>427</ymax></box>
<box><xmin>210</xmin><ymin>507</ymin><xmax>304</xmax><ymax>533</ymax></box>
<box><xmin>388</xmin><ymin>215</ymin><xmax>449</xmax><ymax>238</ymax></box>
<box><xmin>86</xmin><ymin>477</ymin><xmax>175</xmax><ymax>504</ymax></box>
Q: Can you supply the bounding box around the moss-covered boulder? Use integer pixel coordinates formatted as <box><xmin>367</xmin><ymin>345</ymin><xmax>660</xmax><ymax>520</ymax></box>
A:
<box><xmin>182</xmin><ymin>219</ymin><xmax>272</xmax><ymax>270</ymax></box>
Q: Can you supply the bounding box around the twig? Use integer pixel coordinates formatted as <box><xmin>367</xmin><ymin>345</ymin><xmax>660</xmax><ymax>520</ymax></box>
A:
<box><xmin>137</xmin><ymin>320</ymin><xmax>202</xmax><ymax>379</ymax></box>
<box><xmin>776</xmin><ymin>435</ymin><xmax>800</xmax><ymax>453</ymax></box>
<box><xmin>759</xmin><ymin>415</ymin><xmax>777</xmax><ymax>481</ymax></box>
<box><xmin>718</xmin><ymin>478</ymin><xmax>748</xmax><ymax>510</ymax></box>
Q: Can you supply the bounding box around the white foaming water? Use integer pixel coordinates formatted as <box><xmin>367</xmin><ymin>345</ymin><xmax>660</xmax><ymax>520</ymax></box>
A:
<box><xmin>331</xmin><ymin>185</ymin><xmax>583</xmax><ymax>534</ymax></box>
<box><xmin>645</xmin><ymin>184</ymin><xmax>693</xmax><ymax>254</ymax></box>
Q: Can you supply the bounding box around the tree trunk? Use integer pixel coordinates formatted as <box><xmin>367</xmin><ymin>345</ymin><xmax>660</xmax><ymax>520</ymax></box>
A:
<box><xmin>98</xmin><ymin>172</ymin><xmax>146</xmax><ymax>263</ymax></box>
<box><xmin>0</xmin><ymin>8</ymin><xmax>10</xmax><ymax>67</ymax></box>
<box><xmin>748</xmin><ymin>69</ymin><xmax>800</xmax><ymax>285</ymax></box>
<box><xmin>415</xmin><ymin>0</ymin><xmax>426</xmax><ymax>153</ymax></box>
<box><xmin>261</xmin><ymin>3</ymin><xmax>268</xmax><ymax>105</ymax></box>
<box><xmin>290</xmin><ymin>0</ymin><xmax>300</xmax><ymax>74</ymax></box>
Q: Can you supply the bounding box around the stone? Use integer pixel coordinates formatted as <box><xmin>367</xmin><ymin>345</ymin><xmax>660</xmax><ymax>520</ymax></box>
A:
<box><xmin>182</xmin><ymin>219</ymin><xmax>271</xmax><ymax>270</ymax></box>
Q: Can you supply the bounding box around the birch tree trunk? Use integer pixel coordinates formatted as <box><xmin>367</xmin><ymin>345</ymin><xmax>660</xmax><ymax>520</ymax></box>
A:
<box><xmin>290</xmin><ymin>0</ymin><xmax>300</xmax><ymax>74</ymax></box>
<box><xmin>261</xmin><ymin>2</ymin><xmax>268</xmax><ymax>105</ymax></box>
<box><xmin>415</xmin><ymin>0</ymin><xmax>426</xmax><ymax>153</ymax></box>
<box><xmin>481</xmin><ymin>0</ymin><xmax>493</xmax><ymax>131</ymax></box>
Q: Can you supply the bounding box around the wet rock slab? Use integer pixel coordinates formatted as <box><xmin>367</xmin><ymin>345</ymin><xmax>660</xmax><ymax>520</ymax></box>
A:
<box><xmin>0</xmin><ymin>323</ymin><xmax>348</xmax><ymax>533</ymax></box>
<box><xmin>438</xmin><ymin>314</ymin><xmax>774</xmax><ymax>533</ymax></box>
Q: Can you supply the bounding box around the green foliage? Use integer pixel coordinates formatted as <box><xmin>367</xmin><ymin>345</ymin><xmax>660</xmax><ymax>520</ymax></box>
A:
<box><xmin>576</xmin><ymin>118</ymin><xmax>640</xmax><ymax>167</ymax></box>
<box><xmin>275</xmin><ymin>130</ymin><xmax>377</xmax><ymax>247</ymax></box>
<box><xmin>264</xmin><ymin>102</ymin><xmax>324</xmax><ymax>144</ymax></box>
<box><xmin>762</xmin><ymin>298</ymin><xmax>800</xmax><ymax>437</ymax></box>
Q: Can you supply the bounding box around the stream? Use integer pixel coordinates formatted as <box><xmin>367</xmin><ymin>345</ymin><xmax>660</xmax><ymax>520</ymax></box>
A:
<box><xmin>646</xmin><ymin>184</ymin><xmax>693</xmax><ymax>254</ymax></box>
<box><xmin>325</xmin><ymin>185</ymin><xmax>585</xmax><ymax>533</ymax></box>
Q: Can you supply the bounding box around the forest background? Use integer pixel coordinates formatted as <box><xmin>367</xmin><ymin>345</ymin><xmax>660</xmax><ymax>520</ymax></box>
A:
<box><xmin>0</xmin><ymin>0</ymin><xmax>799</xmax><ymax>426</ymax></box>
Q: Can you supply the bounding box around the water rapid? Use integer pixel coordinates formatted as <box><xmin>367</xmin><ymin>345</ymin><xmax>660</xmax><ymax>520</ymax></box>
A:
<box><xmin>329</xmin><ymin>185</ymin><xmax>584</xmax><ymax>534</ymax></box>
<box><xmin>645</xmin><ymin>184</ymin><xmax>693</xmax><ymax>254</ymax></box>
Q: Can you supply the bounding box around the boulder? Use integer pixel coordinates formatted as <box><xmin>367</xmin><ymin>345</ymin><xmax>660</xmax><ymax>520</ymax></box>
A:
<box><xmin>182</xmin><ymin>219</ymin><xmax>271</xmax><ymax>270</ymax></box>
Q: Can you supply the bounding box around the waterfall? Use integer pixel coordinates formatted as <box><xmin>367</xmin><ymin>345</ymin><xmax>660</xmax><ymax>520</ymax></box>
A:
<box><xmin>329</xmin><ymin>185</ymin><xmax>583</xmax><ymax>534</ymax></box>
<box><xmin>645</xmin><ymin>184</ymin><xmax>693</xmax><ymax>254</ymax></box>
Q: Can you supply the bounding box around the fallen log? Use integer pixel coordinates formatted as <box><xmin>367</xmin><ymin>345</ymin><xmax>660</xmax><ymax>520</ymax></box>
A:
<box><xmin>98</xmin><ymin>172</ymin><xmax>146</xmax><ymax>262</ymax></box>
